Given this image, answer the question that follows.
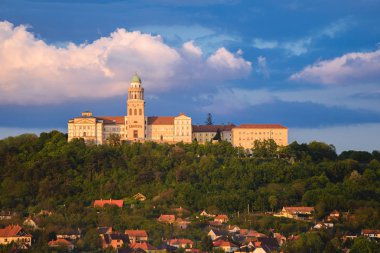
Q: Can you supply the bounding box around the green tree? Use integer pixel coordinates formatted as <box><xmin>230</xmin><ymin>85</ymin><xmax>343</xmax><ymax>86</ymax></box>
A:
<box><xmin>201</xmin><ymin>235</ymin><xmax>213</xmax><ymax>252</ymax></box>
<box><xmin>205</xmin><ymin>113</ymin><xmax>213</xmax><ymax>125</ymax></box>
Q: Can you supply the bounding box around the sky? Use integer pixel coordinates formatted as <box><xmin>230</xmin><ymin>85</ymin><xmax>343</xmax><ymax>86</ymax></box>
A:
<box><xmin>0</xmin><ymin>0</ymin><xmax>380</xmax><ymax>153</ymax></box>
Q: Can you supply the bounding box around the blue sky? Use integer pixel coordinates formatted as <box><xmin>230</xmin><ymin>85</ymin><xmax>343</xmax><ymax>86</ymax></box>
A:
<box><xmin>0</xmin><ymin>0</ymin><xmax>379</xmax><ymax>152</ymax></box>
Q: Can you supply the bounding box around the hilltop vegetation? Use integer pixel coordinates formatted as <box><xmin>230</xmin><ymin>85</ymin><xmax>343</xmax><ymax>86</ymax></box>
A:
<box><xmin>0</xmin><ymin>131</ymin><xmax>380</xmax><ymax>252</ymax></box>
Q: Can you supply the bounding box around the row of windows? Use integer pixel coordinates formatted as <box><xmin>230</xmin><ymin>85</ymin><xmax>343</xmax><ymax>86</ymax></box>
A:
<box><xmin>237</xmin><ymin>131</ymin><xmax>282</xmax><ymax>135</ymax></box>
<box><xmin>129</xmin><ymin>108</ymin><xmax>143</xmax><ymax>116</ymax></box>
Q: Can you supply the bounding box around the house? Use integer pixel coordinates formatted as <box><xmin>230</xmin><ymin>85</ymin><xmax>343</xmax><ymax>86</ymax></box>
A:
<box><xmin>0</xmin><ymin>211</ymin><xmax>16</xmax><ymax>220</ymax></box>
<box><xmin>273</xmin><ymin>233</ymin><xmax>286</xmax><ymax>246</ymax></box>
<box><xmin>125</xmin><ymin>230</ymin><xmax>148</xmax><ymax>243</ymax></box>
<box><xmin>38</xmin><ymin>210</ymin><xmax>53</xmax><ymax>216</ymax></box>
<box><xmin>228</xmin><ymin>225</ymin><xmax>240</xmax><ymax>234</ymax></box>
<box><xmin>173</xmin><ymin>207</ymin><xmax>190</xmax><ymax>217</ymax></box>
<box><xmin>213</xmin><ymin>239</ymin><xmax>239</xmax><ymax>253</ymax></box>
<box><xmin>118</xmin><ymin>247</ymin><xmax>148</xmax><ymax>253</ymax></box>
<box><xmin>23</xmin><ymin>217</ymin><xmax>39</xmax><ymax>230</ymax></box>
<box><xmin>167</xmin><ymin>238</ymin><xmax>193</xmax><ymax>249</ymax></box>
<box><xmin>133</xmin><ymin>193</ymin><xmax>147</xmax><ymax>202</ymax></box>
<box><xmin>214</xmin><ymin>214</ymin><xmax>229</xmax><ymax>223</ymax></box>
<box><xmin>245</xmin><ymin>230</ymin><xmax>267</xmax><ymax>239</ymax></box>
<box><xmin>208</xmin><ymin>229</ymin><xmax>230</xmax><ymax>241</ymax></box>
<box><xmin>0</xmin><ymin>225</ymin><xmax>32</xmax><ymax>249</ymax></box>
<box><xmin>94</xmin><ymin>199</ymin><xmax>124</xmax><ymax>208</ymax></box>
<box><xmin>101</xmin><ymin>233</ymin><xmax>130</xmax><ymax>249</ymax></box>
<box><xmin>130</xmin><ymin>242</ymin><xmax>159</xmax><ymax>253</ymax></box>
<box><xmin>48</xmin><ymin>238</ymin><xmax>75</xmax><ymax>251</ymax></box>
<box><xmin>175</xmin><ymin>218</ymin><xmax>191</xmax><ymax>229</ymax></box>
<box><xmin>326</xmin><ymin>210</ymin><xmax>340</xmax><ymax>221</ymax></box>
<box><xmin>275</xmin><ymin>206</ymin><xmax>314</xmax><ymax>220</ymax></box>
<box><xmin>200</xmin><ymin>210</ymin><xmax>215</xmax><ymax>218</ymax></box>
<box><xmin>313</xmin><ymin>223</ymin><xmax>334</xmax><ymax>230</ymax></box>
<box><xmin>98</xmin><ymin>226</ymin><xmax>113</xmax><ymax>234</ymax></box>
<box><xmin>157</xmin><ymin>214</ymin><xmax>176</xmax><ymax>224</ymax></box>
<box><xmin>362</xmin><ymin>229</ymin><xmax>380</xmax><ymax>239</ymax></box>
<box><xmin>256</xmin><ymin>237</ymin><xmax>280</xmax><ymax>252</ymax></box>
<box><xmin>56</xmin><ymin>228</ymin><xmax>82</xmax><ymax>240</ymax></box>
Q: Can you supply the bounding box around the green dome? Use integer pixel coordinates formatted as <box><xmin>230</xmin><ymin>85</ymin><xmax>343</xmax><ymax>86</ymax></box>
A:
<box><xmin>131</xmin><ymin>73</ymin><xmax>141</xmax><ymax>83</ymax></box>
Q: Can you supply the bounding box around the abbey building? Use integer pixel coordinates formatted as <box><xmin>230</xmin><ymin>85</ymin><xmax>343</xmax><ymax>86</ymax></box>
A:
<box><xmin>68</xmin><ymin>74</ymin><xmax>288</xmax><ymax>149</ymax></box>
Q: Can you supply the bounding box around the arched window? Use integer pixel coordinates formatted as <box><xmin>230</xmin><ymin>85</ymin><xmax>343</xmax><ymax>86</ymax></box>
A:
<box><xmin>134</xmin><ymin>108</ymin><xmax>137</xmax><ymax>115</ymax></box>
<box><xmin>139</xmin><ymin>109</ymin><xmax>142</xmax><ymax>115</ymax></box>
<box><xmin>129</xmin><ymin>108</ymin><xmax>132</xmax><ymax>115</ymax></box>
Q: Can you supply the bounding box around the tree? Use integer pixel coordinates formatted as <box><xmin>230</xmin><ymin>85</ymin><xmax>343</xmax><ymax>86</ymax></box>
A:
<box><xmin>213</xmin><ymin>129</ymin><xmax>222</xmax><ymax>142</ymax></box>
<box><xmin>205</xmin><ymin>113</ymin><xmax>213</xmax><ymax>125</ymax></box>
<box><xmin>268</xmin><ymin>195</ymin><xmax>278</xmax><ymax>212</ymax></box>
<box><xmin>201</xmin><ymin>235</ymin><xmax>213</xmax><ymax>252</ymax></box>
<box><xmin>350</xmin><ymin>237</ymin><xmax>379</xmax><ymax>253</ymax></box>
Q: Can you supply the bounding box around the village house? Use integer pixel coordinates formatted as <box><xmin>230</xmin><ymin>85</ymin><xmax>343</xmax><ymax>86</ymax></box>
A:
<box><xmin>56</xmin><ymin>228</ymin><xmax>82</xmax><ymax>240</ymax></box>
<box><xmin>23</xmin><ymin>217</ymin><xmax>39</xmax><ymax>230</ymax></box>
<box><xmin>125</xmin><ymin>230</ymin><xmax>148</xmax><ymax>243</ymax></box>
<box><xmin>199</xmin><ymin>210</ymin><xmax>215</xmax><ymax>218</ymax></box>
<box><xmin>133</xmin><ymin>193</ymin><xmax>147</xmax><ymax>202</ymax></box>
<box><xmin>214</xmin><ymin>214</ymin><xmax>229</xmax><ymax>224</ymax></box>
<box><xmin>326</xmin><ymin>210</ymin><xmax>340</xmax><ymax>222</ymax></box>
<box><xmin>98</xmin><ymin>227</ymin><xmax>113</xmax><ymax>234</ymax></box>
<box><xmin>208</xmin><ymin>229</ymin><xmax>230</xmax><ymax>241</ymax></box>
<box><xmin>175</xmin><ymin>218</ymin><xmax>191</xmax><ymax>229</ymax></box>
<box><xmin>157</xmin><ymin>214</ymin><xmax>176</xmax><ymax>224</ymax></box>
<box><xmin>94</xmin><ymin>199</ymin><xmax>124</xmax><ymax>208</ymax></box>
<box><xmin>101</xmin><ymin>233</ymin><xmax>130</xmax><ymax>249</ymax></box>
<box><xmin>213</xmin><ymin>239</ymin><xmax>239</xmax><ymax>253</ymax></box>
<box><xmin>167</xmin><ymin>238</ymin><xmax>193</xmax><ymax>249</ymax></box>
<box><xmin>130</xmin><ymin>242</ymin><xmax>160</xmax><ymax>253</ymax></box>
<box><xmin>362</xmin><ymin>229</ymin><xmax>380</xmax><ymax>239</ymax></box>
<box><xmin>48</xmin><ymin>238</ymin><xmax>75</xmax><ymax>251</ymax></box>
<box><xmin>274</xmin><ymin>206</ymin><xmax>314</xmax><ymax>220</ymax></box>
<box><xmin>0</xmin><ymin>225</ymin><xmax>32</xmax><ymax>249</ymax></box>
<box><xmin>0</xmin><ymin>211</ymin><xmax>16</xmax><ymax>220</ymax></box>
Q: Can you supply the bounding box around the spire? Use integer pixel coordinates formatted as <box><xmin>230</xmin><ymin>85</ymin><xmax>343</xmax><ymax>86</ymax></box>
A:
<box><xmin>131</xmin><ymin>73</ymin><xmax>141</xmax><ymax>83</ymax></box>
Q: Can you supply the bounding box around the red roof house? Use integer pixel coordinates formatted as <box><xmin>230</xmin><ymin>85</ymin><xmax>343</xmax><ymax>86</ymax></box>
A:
<box><xmin>94</xmin><ymin>199</ymin><xmax>124</xmax><ymax>208</ymax></box>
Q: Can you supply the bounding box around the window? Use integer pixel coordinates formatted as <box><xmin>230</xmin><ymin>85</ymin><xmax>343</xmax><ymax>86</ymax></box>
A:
<box><xmin>134</xmin><ymin>109</ymin><xmax>137</xmax><ymax>115</ymax></box>
<box><xmin>133</xmin><ymin>130</ymin><xmax>138</xmax><ymax>138</ymax></box>
<box><xmin>139</xmin><ymin>108</ymin><xmax>142</xmax><ymax>115</ymax></box>
<box><xmin>83</xmin><ymin>132</ymin><xmax>86</xmax><ymax>137</ymax></box>
<box><xmin>129</xmin><ymin>108</ymin><xmax>132</xmax><ymax>115</ymax></box>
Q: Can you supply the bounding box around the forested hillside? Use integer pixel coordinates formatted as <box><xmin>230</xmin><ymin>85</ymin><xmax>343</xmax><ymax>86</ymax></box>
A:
<box><xmin>0</xmin><ymin>131</ymin><xmax>379</xmax><ymax>252</ymax></box>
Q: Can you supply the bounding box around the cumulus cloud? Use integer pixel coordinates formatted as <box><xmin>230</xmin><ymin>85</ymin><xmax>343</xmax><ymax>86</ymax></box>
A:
<box><xmin>0</xmin><ymin>21</ymin><xmax>251</xmax><ymax>105</ymax></box>
<box><xmin>290</xmin><ymin>48</ymin><xmax>380</xmax><ymax>85</ymax></box>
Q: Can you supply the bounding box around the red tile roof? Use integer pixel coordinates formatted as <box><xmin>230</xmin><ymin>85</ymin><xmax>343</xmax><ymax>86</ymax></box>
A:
<box><xmin>0</xmin><ymin>225</ymin><xmax>31</xmax><ymax>237</ymax></box>
<box><xmin>125</xmin><ymin>230</ymin><xmax>148</xmax><ymax>237</ymax></box>
<box><xmin>214</xmin><ymin>214</ymin><xmax>229</xmax><ymax>221</ymax></box>
<box><xmin>362</xmin><ymin>229</ymin><xmax>380</xmax><ymax>234</ymax></box>
<box><xmin>148</xmin><ymin>116</ymin><xmax>175</xmax><ymax>125</ymax></box>
<box><xmin>130</xmin><ymin>242</ymin><xmax>156</xmax><ymax>250</ymax></box>
<box><xmin>97</xmin><ymin>116</ymin><xmax>125</xmax><ymax>124</ymax></box>
<box><xmin>192</xmin><ymin>124</ymin><xmax>235</xmax><ymax>133</ymax></box>
<box><xmin>48</xmin><ymin>238</ymin><xmax>74</xmax><ymax>247</ymax></box>
<box><xmin>94</xmin><ymin>199</ymin><xmax>124</xmax><ymax>208</ymax></box>
<box><xmin>213</xmin><ymin>239</ymin><xmax>238</xmax><ymax>247</ymax></box>
<box><xmin>283</xmin><ymin>206</ymin><xmax>314</xmax><ymax>214</ymax></box>
<box><xmin>235</xmin><ymin>124</ymin><xmax>287</xmax><ymax>129</ymax></box>
<box><xmin>168</xmin><ymin>238</ymin><xmax>193</xmax><ymax>246</ymax></box>
<box><xmin>158</xmin><ymin>214</ymin><xmax>176</xmax><ymax>223</ymax></box>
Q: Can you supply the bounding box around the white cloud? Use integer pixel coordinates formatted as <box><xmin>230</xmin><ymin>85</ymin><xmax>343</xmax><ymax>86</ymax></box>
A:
<box><xmin>256</xmin><ymin>56</ymin><xmax>270</xmax><ymax>78</ymax></box>
<box><xmin>252</xmin><ymin>18</ymin><xmax>352</xmax><ymax>56</ymax></box>
<box><xmin>252</xmin><ymin>38</ymin><xmax>278</xmax><ymax>49</ymax></box>
<box><xmin>0</xmin><ymin>21</ymin><xmax>252</xmax><ymax>105</ymax></box>
<box><xmin>196</xmin><ymin>84</ymin><xmax>380</xmax><ymax>115</ymax></box>
<box><xmin>290</xmin><ymin>48</ymin><xmax>380</xmax><ymax>85</ymax></box>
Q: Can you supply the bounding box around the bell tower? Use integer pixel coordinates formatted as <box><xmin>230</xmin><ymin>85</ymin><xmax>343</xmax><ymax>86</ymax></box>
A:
<box><xmin>126</xmin><ymin>73</ymin><xmax>145</xmax><ymax>141</ymax></box>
